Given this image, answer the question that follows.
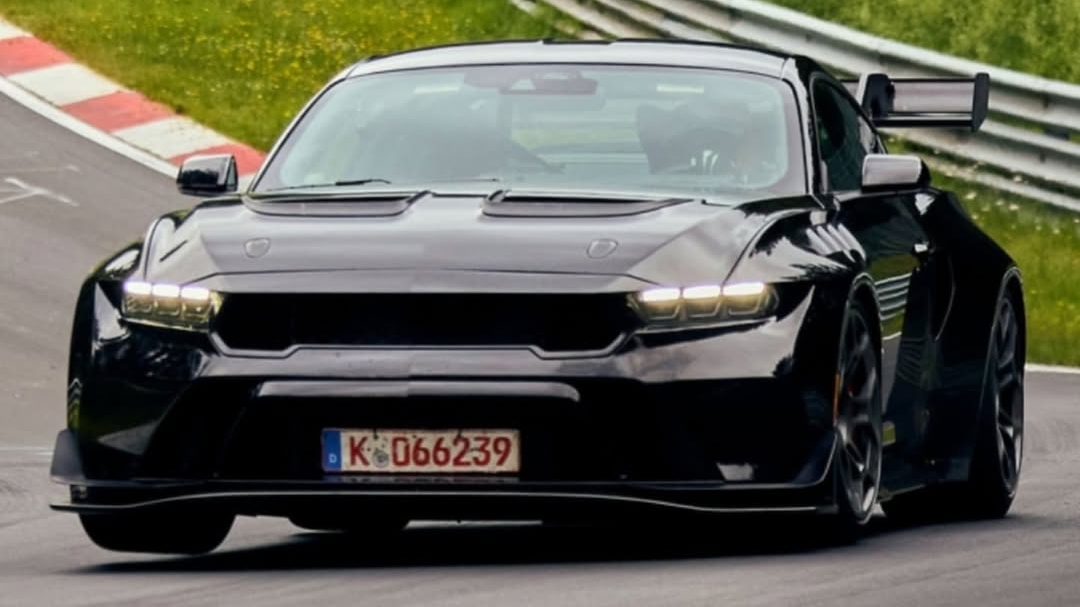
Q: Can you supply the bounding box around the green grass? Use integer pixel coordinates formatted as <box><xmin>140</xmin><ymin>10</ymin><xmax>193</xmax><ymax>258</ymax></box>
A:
<box><xmin>0</xmin><ymin>0</ymin><xmax>562</xmax><ymax>150</ymax></box>
<box><xmin>762</xmin><ymin>0</ymin><xmax>1080</xmax><ymax>363</ymax></box>
<box><xmin>2</xmin><ymin>1</ymin><xmax>1078</xmax><ymax>364</ymax></box>
<box><xmin>931</xmin><ymin>170</ymin><xmax>1080</xmax><ymax>366</ymax></box>
<box><xmin>770</xmin><ymin>0</ymin><xmax>1080</xmax><ymax>84</ymax></box>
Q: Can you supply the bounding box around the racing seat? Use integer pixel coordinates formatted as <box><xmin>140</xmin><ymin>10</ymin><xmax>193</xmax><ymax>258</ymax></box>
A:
<box><xmin>635</xmin><ymin>102</ymin><xmax>743</xmax><ymax>175</ymax></box>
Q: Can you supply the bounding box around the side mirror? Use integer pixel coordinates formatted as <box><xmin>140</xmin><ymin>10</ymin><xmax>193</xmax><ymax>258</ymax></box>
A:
<box><xmin>860</xmin><ymin>154</ymin><xmax>930</xmax><ymax>192</ymax></box>
<box><xmin>176</xmin><ymin>154</ymin><xmax>238</xmax><ymax>196</ymax></box>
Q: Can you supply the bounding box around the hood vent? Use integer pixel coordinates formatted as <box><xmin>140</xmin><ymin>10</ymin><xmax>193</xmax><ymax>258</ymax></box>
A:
<box><xmin>482</xmin><ymin>189</ymin><xmax>697</xmax><ymax>218</ymax></box>
<box><xmin>243</xmin><ymin>190</ymin><xmax>430</xmax><ymax>217</ymax></box>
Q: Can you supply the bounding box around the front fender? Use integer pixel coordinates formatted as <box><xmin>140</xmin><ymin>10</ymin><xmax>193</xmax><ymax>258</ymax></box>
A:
<box><xmin>66</xmin><ymin>240</ymin><xmax>145</xmax><ymax>432</ymax></box>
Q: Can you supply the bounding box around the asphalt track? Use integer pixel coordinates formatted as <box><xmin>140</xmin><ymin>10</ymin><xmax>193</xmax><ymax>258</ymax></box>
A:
<box><xmin>1</xmin><ymin>89</ymin><xmax>1080</xmax><ymax>607</ymax></box>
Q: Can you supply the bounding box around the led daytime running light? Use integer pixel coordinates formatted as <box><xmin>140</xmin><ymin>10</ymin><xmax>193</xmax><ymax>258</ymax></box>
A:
<box><xmin>721</xmin><ymin>282</ymin><xmax>767</xmax><ymax>297</ymax></box>
<box><xmin>122</xmin><ymin>280</ymin><xmax>218</xmax><ymax>331</ymax></box>
<box><xmin>681</xmin><ymin>284</ymin><xmax>722</xmax><ymax>300</ymax></box>
<box><xmin>639</xmin><ymin>287</ymin><xmax>681</xmax><ymax>303</ymax></box>
<box><xmin>634</xmin><ymin>281</ymin><xmax>772</xmax><ymax>324</ymax></box>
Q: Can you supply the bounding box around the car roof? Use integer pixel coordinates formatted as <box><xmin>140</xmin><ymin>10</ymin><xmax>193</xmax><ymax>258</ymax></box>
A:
<box><xmin>343</xmin><ymin>39</ymin><xmax>796</xmax><ymax>80</ymax></box>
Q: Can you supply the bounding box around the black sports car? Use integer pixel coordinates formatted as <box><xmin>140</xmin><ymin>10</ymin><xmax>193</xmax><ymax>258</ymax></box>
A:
<box><xmin>51</xmin><ymin>39</ymin><xmax>1026</xmax><ymax>554</ymax></box>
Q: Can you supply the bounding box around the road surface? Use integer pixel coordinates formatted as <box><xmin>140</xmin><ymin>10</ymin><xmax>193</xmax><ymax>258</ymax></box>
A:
<box><xmin>1</xmin><ymin>89</ymin><xmax>1078</xmax><ymax>607</ymax></box>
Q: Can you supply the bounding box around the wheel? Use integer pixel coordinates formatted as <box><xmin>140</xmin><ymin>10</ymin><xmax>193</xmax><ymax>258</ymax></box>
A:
<box><xmin>79</xmin><ymin>512</ymin><xmax>234</xmax><ymax>555</ymax></box>
<box><xmin>882</xmin><ymin>290</ymin><xmax>1024</xmax><ymax>523</ymax></box>
<box><xmin>288</xmin><ymin>513</ymin><xmax>409</xmax><ymax>535</ymax></box>
<box><xmin>828</xmin><ymin>299</ymin><xmax>884</xmax><ymax>541</ymax></box>
<box><xmin>964</xmin><ymin>292</ymin><xmax>1025</xmax><ymax>517</ymax></box>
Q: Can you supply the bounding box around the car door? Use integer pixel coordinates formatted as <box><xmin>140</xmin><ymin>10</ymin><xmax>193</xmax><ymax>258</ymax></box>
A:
<box><xmin>809</xmin><ymin>76</ymin><xmax>940</xmax><ymax>471</ymax></box>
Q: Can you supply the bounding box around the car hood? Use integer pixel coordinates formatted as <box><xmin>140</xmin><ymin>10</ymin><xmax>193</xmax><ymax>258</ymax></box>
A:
<box><xmin>135</xmin><ymin>189</ymin><xmax>818</xmax><ymax>292</ymax></box>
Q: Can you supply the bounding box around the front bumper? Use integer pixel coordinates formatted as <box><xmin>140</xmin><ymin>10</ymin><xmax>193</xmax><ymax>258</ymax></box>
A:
<box><xmin>55</xmin><ymin>285</ymin><xmax>845</xmax><ymax>517</ymax></box>
<box><xmin>51</xmin><ymin>429</ymin><xmax>841</xmax><ymax>518</ymax></box>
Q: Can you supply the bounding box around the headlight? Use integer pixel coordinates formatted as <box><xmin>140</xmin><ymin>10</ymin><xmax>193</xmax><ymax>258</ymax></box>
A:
<box><xmin>121</xmin><ymin>280</ymin><xmax>221</xmax><ymax>331</ymax></box>
<box><xmin>630</xmin><ymin>281</ymin><xmax>776</xmax><ymax>327</ymax></box>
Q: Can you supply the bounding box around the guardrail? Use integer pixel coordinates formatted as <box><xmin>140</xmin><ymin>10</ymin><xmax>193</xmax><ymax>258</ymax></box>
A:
<box><xmin>520</xmin><ymin>0</ymin><xmax>1080</xmax><ymax>212</ymax></box>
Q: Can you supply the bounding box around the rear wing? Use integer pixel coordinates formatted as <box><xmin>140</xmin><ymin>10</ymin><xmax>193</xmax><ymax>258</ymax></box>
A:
<box><xmin>840</xmin><ymin>73</ymin><xmax>990</xmax><ymax>132</ymax></box>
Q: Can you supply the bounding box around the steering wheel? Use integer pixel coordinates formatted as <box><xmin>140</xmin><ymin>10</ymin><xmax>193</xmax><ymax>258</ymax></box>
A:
<box><xmin>653</xmin><ymin>149</ymin><xmax>737</xmax><ymax>175</ymax></box>
<box><xmin>506</xmin><ymin>141</ymin><xmax>563</xmax><ymax>173</ymax></box>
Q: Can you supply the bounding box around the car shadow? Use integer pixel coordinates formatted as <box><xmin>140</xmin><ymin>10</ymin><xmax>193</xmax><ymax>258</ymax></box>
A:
<box><xmin>70</xmin><ymin>510</ymin><xmax>1045</xmax><ymax>573</ymax></box>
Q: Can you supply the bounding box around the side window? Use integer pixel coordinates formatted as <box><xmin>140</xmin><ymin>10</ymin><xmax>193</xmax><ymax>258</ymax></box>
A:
<box><xmin>811</xmin><ymin>79</ymin><xmax>878</xmax><ymax>192</ymax></box>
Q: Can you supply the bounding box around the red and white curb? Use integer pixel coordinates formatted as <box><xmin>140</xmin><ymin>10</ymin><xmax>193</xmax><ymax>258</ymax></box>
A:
<box><xmin>0</xmin><ymin>18</ymin><xmax>265</xmax><ymax>188</ymax></box>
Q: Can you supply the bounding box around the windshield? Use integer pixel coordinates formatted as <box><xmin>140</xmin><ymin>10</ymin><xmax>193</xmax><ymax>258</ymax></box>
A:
<box><xmin>252</xmin><ymin>63</ymin><xmax>807</xmax><ymax>198</ymax></box>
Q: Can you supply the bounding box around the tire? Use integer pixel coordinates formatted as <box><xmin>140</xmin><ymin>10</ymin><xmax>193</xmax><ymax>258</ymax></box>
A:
<box><xmin>882</xmin><ymin>290</ymin><xmax>1024</xmax><ymax>523</ymax></box>
<box><xmin>827</xmin><ymin>298</ymin><xmax>884</xmax><ymax>542</ymax></box>
<box><xmin>79</xmin><ymin>512</ymin><xmax>234</xmax><ymax>555</ymax></box>
<box><xmin>964</xmin><ymin>292</ymin><xmax>1025</xmax><ymax>517</ymax></box>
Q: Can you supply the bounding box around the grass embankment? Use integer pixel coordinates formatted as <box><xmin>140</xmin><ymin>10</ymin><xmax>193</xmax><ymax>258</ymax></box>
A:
<box><xmin>2</xmin><ymin>1</ymin><xmax>1078</xmax><ymax>364</ymax></box>
<box><xmin>768</xmin><ymin>0</ymin><xmax>1080</xmax><ymax>363</ymax></box>
<box><xmin>770</xmin><ymin>0</ymin><xmax>1080</xmax><ymax>83</ymax></box>
<box><xmin>0</xmin><ymin>0</ymin><xmax>560</xmax><ymax>150</ymax></box>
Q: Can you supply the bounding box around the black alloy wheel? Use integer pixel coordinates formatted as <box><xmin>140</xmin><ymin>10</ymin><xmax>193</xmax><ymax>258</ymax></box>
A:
<box><xmin>965</xmin><ymin>293</ymin><xmax>1025</xmax><ymax>517</ymax></box>
<box><xmin>881</xmin><ymin>290</ymin><xmax>1025</xmax><ymax>523</ymax></box>
<box><xmin>832</xmin><ymin>299</ymin><xmax>883</xmax><ymax>533</ymax></box>
<box><xmin>990</xmin><ymin>296</ymin><xmax>1024</xmax><ymax>496</ymax></box>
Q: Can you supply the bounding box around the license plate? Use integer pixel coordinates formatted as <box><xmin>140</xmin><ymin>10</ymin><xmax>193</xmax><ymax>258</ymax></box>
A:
<box><xmin>322</xmin><ymin>428</ymin><xmax>520</xmax><ymax>473</ymax></box>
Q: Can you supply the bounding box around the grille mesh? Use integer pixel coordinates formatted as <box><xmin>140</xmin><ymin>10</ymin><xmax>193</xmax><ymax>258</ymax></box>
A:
<box><xmin>213</xmin><ymin>293</ymin><xmax>637</xmax><ymax>352</ymax></box>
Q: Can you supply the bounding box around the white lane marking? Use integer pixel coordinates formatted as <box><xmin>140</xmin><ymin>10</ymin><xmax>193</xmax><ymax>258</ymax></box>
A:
<box><xmin>0</xmin><ymin>151</ymin><xmax>41</xmax><ymax>163</ymax></box>
<box><xmin>0</xmin><ymin>19</ymin><xmax>29</xmax><ymax>41</ymax></box>
<box><xmin>0</xmin><ymin>190</ymin><xmax>35</xmax><ymax>206</ymax></box>
<box><xmin>0</xmin><ymin>75</ymin><xmax>179</xmax><ymax>178</ymax></box>
<box><xmin>0</xmin><ymin>164</ymin><xmax>79</xmax><ymax>174</ymax></box>
<box><xmin>112</xmin><ymin>115</ymin><xmax>232</xmax><ymax>160</ymax></box>
<box><xmin>1027</xmin><ymin>363</ymin><xmax>1080</xmax><ymax>376</ymax></box>
<box><xmin>0</xmin><ymin>176</ymin><xmax>76</xmax><ymax>206</ymax></box>
<box><xmin>0</xmin><ymin>446</ymin><xmax>53</xmax><ymax>458</ymax></box>
<box><xmin>8</xmin><ymin>63</ymin><xmax>123</xmax><ymax>106</ymax></box>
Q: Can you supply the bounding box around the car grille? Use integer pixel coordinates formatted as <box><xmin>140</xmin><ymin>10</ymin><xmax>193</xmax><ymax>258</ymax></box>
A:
<box><xmin>212</xmin><ymin>293</ymin><xmax>638</xmax><ymax>352</ymax></box>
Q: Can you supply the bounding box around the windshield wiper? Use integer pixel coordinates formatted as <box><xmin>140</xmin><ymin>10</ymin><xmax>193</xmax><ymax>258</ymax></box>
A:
<box><xmin>263</xmin><ymin>178</ymin><xmax>392</xmax><ymax>192</ymax></box>
<box><xmin>334</xmin><ymin>178</ymin><xmax>392</xmax><ymax>186</ymax></box>
<box><xmin>260</xmin><ymin>176</ymin><xmax>513</xmax><ymax>194</ymax></box>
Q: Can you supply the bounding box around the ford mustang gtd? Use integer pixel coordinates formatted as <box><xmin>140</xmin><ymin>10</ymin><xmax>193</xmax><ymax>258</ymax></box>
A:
<box><xmin>50</xmin><ymin>39</ymin><xmax>1025</xmax><ymax>554</ymax></box>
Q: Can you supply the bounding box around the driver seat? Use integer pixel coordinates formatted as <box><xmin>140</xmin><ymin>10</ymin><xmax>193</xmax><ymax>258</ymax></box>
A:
<box><xmin>635</xmin><ymin>101</ymin><xmax>745</xmax><ymax>174</ymax></box>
